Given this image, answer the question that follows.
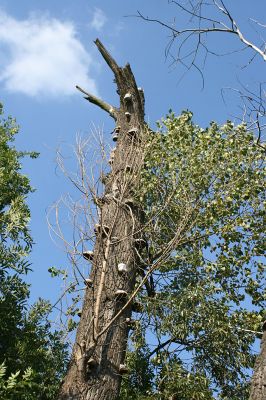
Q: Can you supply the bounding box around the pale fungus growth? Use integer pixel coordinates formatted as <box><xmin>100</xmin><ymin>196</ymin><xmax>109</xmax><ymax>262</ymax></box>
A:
<box><xmin>119</xmin><ymin>364</ymin><xmax>129</xmax><ymax>374</ymax></box>
<box><xmin>85</xmin><ymin>278</ymin><xmax>93</xmax><ymax>287</ymax></box>
<box><xmin>112</xmin><ymin>132</ymin><xmax>118</xmax><ymax>141</ymax></box>
<box><xmin>128</xmin><ymin>127</ymin><xmax>138</xmax><ymax>137</ymax></box>
<box><xmin>124</xmin><ymin>198</ymin><xmax>134</xmax><ymax>207</ymax></box>
<box><xmin>117</xmin><ymin>263</ymin><xmax>128</xmax><ymax>273</ymax></box>
<box><xmin>124</xmin><ymin>93</ymin><xmax>132</xmax><ymax>101</ymax></box>
<box><xmin>125</xmin><ymin>111</ymin><xmax>131</xmax><ymax>120</ymax></box>
<box><xmin>87</xmin><ymin>358</ymin><xmax>97</xmax><ymax>369</ymax></box>
<box><xmin>82</xmin><ymin>250</ymin><xmax>94</xmax><ymax>261</ymax></box>
<box><xmin>125</xmin><ymin>317</ymin><xmax>136</xmax><ymax>328</ymax></box>
<box><xmin>94</xmin><ymin>224</ymin><xmax>110</xmax><ymax>237</ymax></box>
<box><xmin>114</xmin><ymin>289</ymin><xmax>128</xmax><ymax>298</ymax></box>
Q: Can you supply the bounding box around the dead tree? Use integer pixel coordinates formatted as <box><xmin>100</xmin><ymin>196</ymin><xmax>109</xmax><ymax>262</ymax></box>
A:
<box><xmin>249</xmin><ymin>321</ymin><xmax>266</xmax><ymax>400</ymax></box>
<box><xmin>58</xmin><ymin>39</ymin><xmax>146</xmax><ymax>399</ymax></box>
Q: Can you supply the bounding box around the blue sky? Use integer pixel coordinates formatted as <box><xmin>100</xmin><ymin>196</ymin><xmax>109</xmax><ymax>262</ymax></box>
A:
<box><xmin>0</xmin><ymin>0</ymin><xmax>265</xmax><ymax>307</ymax></box>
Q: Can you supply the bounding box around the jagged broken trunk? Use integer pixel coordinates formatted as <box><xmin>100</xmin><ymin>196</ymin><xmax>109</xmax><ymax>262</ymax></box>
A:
<box><xmin>58</xmin><ymin>40</ymin><xmax>146</xmax><ymax>399</ymax></box>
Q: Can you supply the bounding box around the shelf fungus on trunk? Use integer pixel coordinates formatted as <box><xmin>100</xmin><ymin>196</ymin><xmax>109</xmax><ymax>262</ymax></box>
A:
<box><xmin>125</xmin><ymin>317</ymin><xmax>137</xmax><ymax>328</ymax></box>
<box><xmin>108</xmin><ymin>157</ymin><xmax>114</xmax><ymax>165</ymax></box>
<box><xmin>83</xmin><ymin>250</ymin><xmax>94</xmax><ymax>261</ymax></box>
<box><xmin>113</xmin><ymin>132</ymin><xmax>118</xmax><ymax>142</ymax></box>
<box><xmin>119</xmin><ymin>364</ymin><xmax>129</xmax><ymax>375</ymax></box>
<box><xmin>123</xmin><ymin>198</ymin><xmax>134</xmax><ymax>208</ymax></box>
<box><xmin>134</xmin><ymin>238</ymin><xmax>146</xmax><ymax>249</ymax></box>
<box><xmin>124</xmin><ymin>93</ymin><xmax>132</xmax><ymax>102</ymax></box>
<box><xmin>125</xmin><ymin>111</ymin><xmax>131</xmax><ymax>121</ymax></box>
<box><xmin>94</xmin><ymin>223</ymin><xmax>110</xmax><ymax>237</ymax></box>
<box><xmin>127</xmin><ymin>127</ymin><xmax>138</xmax><ymax>138</ymax></box>
<box><xmin>114</xmin><ymin>289</ymin><xmax>128</xmax><ymax>300</ymax></box>
<box><xmin>87</xmin><ymin>357</ymin><xmax>97</xmax><ymax>370</ymax></box>
<box><xmin>84</xmin><ymin>278</ymin><xmax>93</xmax><ymax>287</ymax></box>
<box><xmin>117</xmin><ymin>263</ymin><xmax>128</xmax><ymax>273</ymax></box>
<box><xmin>112</xmin><ymin>126</ymin><xmax>120</xmax><ymax>142</ymax></box>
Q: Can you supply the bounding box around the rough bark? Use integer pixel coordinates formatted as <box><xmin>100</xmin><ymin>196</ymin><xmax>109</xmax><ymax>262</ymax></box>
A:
<box><xmin>249</xmin><ymin>321</ymin><xmax>266</xmax><ymax>400</ymax></box>
<box><xmin>58</xmin><ymin>39</ymin><xmax>146</xmax><ymax>400</ymax></box>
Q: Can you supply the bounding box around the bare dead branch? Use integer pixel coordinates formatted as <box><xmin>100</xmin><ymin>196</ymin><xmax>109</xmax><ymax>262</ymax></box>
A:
<box><xmin>76</xmin><ymin>85</ymin><xmax>117</xmax><ymax>119</ymax></box>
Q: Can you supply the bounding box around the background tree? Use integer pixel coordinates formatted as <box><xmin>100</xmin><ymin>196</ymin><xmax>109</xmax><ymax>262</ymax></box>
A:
<box><xmin>137</xmin><ymin>0</ymin><xmax>266</xmax><ymax>148</ymax></box>
<box><xmin>0</xmin><ymin>104</ymin><xmax>68</xmax><ymax>399</ymax></box>
<box><xmin>120</xmin><ymin>111</ymin><xmax>265</xmax><ymax>399</ymax></box>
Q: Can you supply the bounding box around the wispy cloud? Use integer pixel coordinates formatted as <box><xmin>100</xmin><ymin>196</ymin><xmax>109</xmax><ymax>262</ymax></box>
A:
<box><xmin>90</xmin><ymin>8</ymin><xmax>107</xmax><ymax>31</ymax></box>
<box><xmin>0</xmin><ymin>11</ymin><xmax>98</xmax><ymax>98</ymax></box>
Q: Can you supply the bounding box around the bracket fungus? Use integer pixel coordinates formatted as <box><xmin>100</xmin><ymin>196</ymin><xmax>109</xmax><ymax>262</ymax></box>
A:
<box><xmin>134</xmin><ymin>238</ymin><xmax>146</xmax><ymax>249</ymax></box>
<box><xmin>94</xmin><ymin>224</ymin><xmax>110</xmax><ymax>237</ymax></box>
<box><xmin>128</xmin><ymin>127</ymin><xmax>138</xmax><ymax>138</ymax></box>
<box><xmin>124</xmin><ymin>198</ymin><xmax>134</xmax><ymax>207</ymax></box>
<box><xmin>83</xmin><ymin>250</ymin><xmax>94</xmax><ymax>261</ymax></box>
<box><xmin>124</xmin><ymin>93</ymin><xmax>132</xmax><ymax>102</ymax></box>
<box><xmin>125</xmin><ymin>317</ymin><xmax>137</xmax><ymax>328</ymax></box>
<box><xmin>113</xmin><ymin>126</ymin><xmax>120</xmax><ymax>141</ymax></box>
<box><xmin>85</xmin><ymin>278</ymin><xmax>93</xmax><ymax>287</ymax></box>
<box><xmin>114</xmin><ymin>289</ymin><xmax>128</xmax><ymax>299</ymax></box>
<box><xmin>125</xmin><ymin>111</ymin><xmax>131</xmax><ymax>121</ymax></box>
<box><xmin>87</xmin><ymin>358</ymin><xmax>97</xmax><ymax>369</ymax></box>
<box><xmin>117</xmin><ymin>263</ymin><xmax>128</xmax><ymax>273</ymax></box>
<box><xmin>113</xmin><ymin>133</ymin><xmax>118</xmax><ymax>142</ymax></box>
<box><xmin>119</xmin><ymin>364</ymin><xmax>129</xmax><ymax>374</ymax></box>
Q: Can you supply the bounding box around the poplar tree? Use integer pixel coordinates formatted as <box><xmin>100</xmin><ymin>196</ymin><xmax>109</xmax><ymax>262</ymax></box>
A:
<box><xmin>58</xmin><ymin>41</ymin><xmax>265</xmax><ymax>400</ymax></box>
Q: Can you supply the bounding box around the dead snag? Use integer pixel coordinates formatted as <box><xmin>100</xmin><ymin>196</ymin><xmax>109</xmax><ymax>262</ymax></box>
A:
<box><xmin>58</xmin><ymin>39</ymin><xmax>146</xmax><ymax>400</ymax></box>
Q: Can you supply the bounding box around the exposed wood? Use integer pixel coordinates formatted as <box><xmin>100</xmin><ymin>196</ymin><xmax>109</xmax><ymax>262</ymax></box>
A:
<box><xmin>76</xmin><ymin>85</ymin><xmax>117</xmax><ymax>119</ymax></box>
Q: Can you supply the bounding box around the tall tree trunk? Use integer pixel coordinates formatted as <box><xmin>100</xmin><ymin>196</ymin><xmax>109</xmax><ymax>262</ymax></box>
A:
<box><xmin>58</xmin><ymin>39</ymin><xmax>146</xmax><ymax>399</ymax></box>
<box><xmin>249</xmin><ymin>321</ymin><xmax>266</xmax><ymax>400</ymax></box>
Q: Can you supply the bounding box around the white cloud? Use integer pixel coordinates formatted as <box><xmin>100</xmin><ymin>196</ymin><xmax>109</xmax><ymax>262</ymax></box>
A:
<box><xmin>90</xmin><ymin>8</ymin><xmax>107</xmax><ymax>31</ymax></box>
<box><xmin>0</xmin><ymin>11</ymin><xmax>98</xmax><ymax>97</ymax></box>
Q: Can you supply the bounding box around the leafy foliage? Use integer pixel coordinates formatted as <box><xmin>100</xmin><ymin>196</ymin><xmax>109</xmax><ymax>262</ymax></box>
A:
<box><xmin>0</xmin><ymin>103</ymin><xmax>38</xmax><ymax>275</ymax></box>
<box><xmin>0</xmin><ymin>104</ymin><xmax>68</xmax><ymax>399</ymax></box>
<box><xmin>122</xmin><ymin>111</ymin><xmax>265</xmax><ymax>399</ymax></box>
<box><xmin>0</xmin><ymin>362</ymin><xmax>36</xmax><ymax>400</ymax></box>
<box><xmin>119</xmin><ymin>325</ymin><xmax>154</xmax><ymax>400</ymax></box>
